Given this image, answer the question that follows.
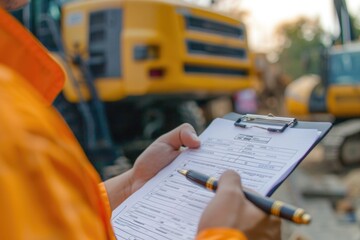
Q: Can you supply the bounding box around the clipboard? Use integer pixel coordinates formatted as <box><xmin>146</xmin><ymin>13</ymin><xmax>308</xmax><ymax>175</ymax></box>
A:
<box><xmin>223</xmin><ymin>112</ymin><xmax>333</xmax><ymax>196</ymax></box>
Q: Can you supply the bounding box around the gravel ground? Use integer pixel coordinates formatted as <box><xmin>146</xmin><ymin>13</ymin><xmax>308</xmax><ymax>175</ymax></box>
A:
<box><xmin>272</xmin><ymin>145</ymin><xmax>360</xmax><ymax>240</ymax></box>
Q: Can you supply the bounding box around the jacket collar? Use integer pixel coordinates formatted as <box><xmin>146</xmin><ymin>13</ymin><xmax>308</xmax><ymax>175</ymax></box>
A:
<box><xmin>0</xmin><ymin>8</ymin><xmax>64</xmax><ymax>105</ymax></box>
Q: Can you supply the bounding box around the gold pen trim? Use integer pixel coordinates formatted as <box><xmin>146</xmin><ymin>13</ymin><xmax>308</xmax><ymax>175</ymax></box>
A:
<box><xmin>300</xmin><ymin>213</ymin><xmax>312</xmax><ymax>224</ymax></box>
<box><xmin>177</xmin><ymin>169</ymin><xmax>188</xmax><ymax>176</ymax></box>
<box><xmin>271</xmin><ymin>201</ymin><xmax>284</xmax><ymax>216</ymax></box>
<box><xmin>206</xmin><ymin>177</ymin><xmax>216</xmax><ymax>191</ymax></box>
<box><xmin>292</xmin><ymin>208</ymin><xmax>305</xmax><ymax>223</ymax></box>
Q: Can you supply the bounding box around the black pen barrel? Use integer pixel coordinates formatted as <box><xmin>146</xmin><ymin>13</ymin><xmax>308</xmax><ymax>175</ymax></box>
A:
<box><xmin>243</xmin><ymin>191</ymin><xmax>304</xmax><ymax>223</ymax></box>
<box><xmin>187</xmin><ymin>170</ymin><xmax>218</xmax><ymax>192</ymax></box>
<box><xmin>181</xmin><ymin>169</ymin><xmax>310</xmax><ymax>224</ymax></box>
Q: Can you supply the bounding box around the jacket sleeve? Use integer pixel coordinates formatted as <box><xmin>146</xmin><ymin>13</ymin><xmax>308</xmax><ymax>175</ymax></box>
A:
<box><xmin>99</xmin><ymin>182</ymin><xmax>112</xmax><ymax>217</ymax></box>
<box><xmin>196</xmin><ymin>228</ymin><xmax>247</xmax><ymax>240</ymax></box>
<box><xmin>0</xmin><ymin>65</ymin><xmax>114</xmax><ymax>240</ymax></box>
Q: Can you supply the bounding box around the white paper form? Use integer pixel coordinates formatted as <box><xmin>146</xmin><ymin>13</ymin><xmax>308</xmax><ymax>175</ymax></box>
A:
<box><xmin>111</xmin><ymin>118</ymin><xmax>319</xmax><ymax>240</ymax></box>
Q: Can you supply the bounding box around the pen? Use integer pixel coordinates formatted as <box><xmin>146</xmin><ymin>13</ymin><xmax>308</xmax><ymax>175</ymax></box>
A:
<box><xmin>177</xmin><ymin>169</ymin><xmax>311</xmax><ymax>224</ymax></box>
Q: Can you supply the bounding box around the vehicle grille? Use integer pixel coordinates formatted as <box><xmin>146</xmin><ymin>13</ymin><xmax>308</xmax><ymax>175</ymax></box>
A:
<box><xmin>184</xmin><ymin>64</ymin><xmax>249</xmax><ymax>76</ymax></box>
<box><xmin>184</xmin><ymin>15</ymin><xmax>244</xmax><ymax>39</ymax></box>
<box><xmin>187</xmin><ymin>40</ymin><xmax>246</xmax><ymax>59</ymax></box>
<box><xmin>88</xmin><ymin>9</ymin><xmax>122</xmax><ymax>78</ymax></box>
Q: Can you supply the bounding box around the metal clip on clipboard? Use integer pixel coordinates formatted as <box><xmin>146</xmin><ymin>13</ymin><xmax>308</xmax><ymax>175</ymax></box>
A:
<box><xmin>234</xmin><ymin>114</ymin><xmax>297</xmax><ymax>133</ymax></box>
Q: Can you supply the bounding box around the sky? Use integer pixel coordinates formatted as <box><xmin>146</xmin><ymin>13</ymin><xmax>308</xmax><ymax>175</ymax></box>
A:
<box><xmin>185</xmin><ymin>0</ymin><xmax>360</xmax><ymax>51</ymax></box>
<box><xmin>240</xmin><ymin>0</ymin><xmax>360</xmax><ymax>51</ymax></box>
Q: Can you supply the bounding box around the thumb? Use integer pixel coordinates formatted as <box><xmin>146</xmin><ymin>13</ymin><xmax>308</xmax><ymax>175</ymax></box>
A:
<box><xmin>156</xmin><ymin>123</ymin><xmax>200</xmax><ymax>149</ymax></box>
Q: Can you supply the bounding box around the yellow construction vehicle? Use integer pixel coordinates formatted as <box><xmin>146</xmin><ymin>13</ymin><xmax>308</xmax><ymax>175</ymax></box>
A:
<box><xmin>285</xmin><ymin>0</ymin><xmax>360</xmax><ymax>167</ymax></box>
<box><xmin>13</xmin><ymin>0</ymin><xmax>256</xmax><ymax>178</ymax></box>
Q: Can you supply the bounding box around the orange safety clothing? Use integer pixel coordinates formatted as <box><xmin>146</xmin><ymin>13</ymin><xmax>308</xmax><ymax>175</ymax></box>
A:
<box><xmin>0</xmin><ymin>9</ymin><xmax>64</xmax><ymax>105</ymax></box>
<box><xmin>0</xmin><ymin>8</ymin><xmax>246</xmax><ymax>240</ymax></box>
<box><xmin>196</xmin><ymin>228</ymin><xmax>247</xmax><ymax>240</ymax></box>
<box><xmin>0</xmin><ymin>63</ymin><xmax>115</xmax><ymax>239</ymax></box>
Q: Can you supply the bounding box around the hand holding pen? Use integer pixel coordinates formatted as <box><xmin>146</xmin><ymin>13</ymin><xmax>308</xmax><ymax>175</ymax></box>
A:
<box><xmin>179</xmin><ymin>169</ymin><xmax>311</xmax><ymax>225</ymax></box>
<box><xmin>195</xmin><ymin>170</ymin><xmax>282</xmax><ymax>240</ymax></box>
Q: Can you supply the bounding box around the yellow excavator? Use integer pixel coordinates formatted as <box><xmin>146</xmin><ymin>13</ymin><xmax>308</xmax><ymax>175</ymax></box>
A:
<box><xmin>285</xmin><ymin>0</ymin><xmax>360</xmax><ymax>167</ymax></box>
<box><xmin>12</xmin><ymin>0</ymin><xmax>256</xmax><ymax>178</ymax></box>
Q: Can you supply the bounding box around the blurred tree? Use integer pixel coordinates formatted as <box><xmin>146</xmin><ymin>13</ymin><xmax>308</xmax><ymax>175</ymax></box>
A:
<box><xmin>273</xmin><ymin>17</ymin><xmax>326</xmax><ymax>80</ymax></box>
<box><xmin>351</xmin><ymin>15</ymin><xmax>360</xmax><ymax>40</ymax></box>
<box><xmin>273</xmin><ymin>11</ymin><xmax>360</xmax><ymax>81</ymax></box>
<box><xmin>185</xmin><ymin>0</ymin><xmax>247</xmax><ymax>20</ymax></box>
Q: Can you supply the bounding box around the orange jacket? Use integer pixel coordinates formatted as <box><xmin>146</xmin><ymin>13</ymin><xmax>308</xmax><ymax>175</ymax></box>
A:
<box><xmin>0</xmin><ymin>8</ymin><xmax>246</xmax><ymax>240</ymax></box>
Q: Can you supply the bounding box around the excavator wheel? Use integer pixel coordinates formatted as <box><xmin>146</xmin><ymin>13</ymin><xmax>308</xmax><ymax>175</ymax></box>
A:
<box><xmin>142</xmin><ymin>101</ymin><xmax>206</xmax><ymax>140</ymax></box>
<box><xmin>175</xmin><ymin>101</ymin><xmax>206</xmax><ymax>134</ymax></box>
<box><xmin>340</xmin><ymin>132</ymin><xmax>360</xmax><ymax>167</ymax></box>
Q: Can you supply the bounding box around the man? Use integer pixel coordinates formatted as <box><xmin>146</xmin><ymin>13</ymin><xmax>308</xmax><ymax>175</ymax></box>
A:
<box><xmin>0</xmin><ymin>0</ymin><xmax>280</xmax><ymax>239</ymax></box>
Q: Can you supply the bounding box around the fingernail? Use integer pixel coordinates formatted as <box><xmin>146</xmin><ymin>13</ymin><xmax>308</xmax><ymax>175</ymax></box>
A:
<box><xmin>191</xmin><ymin>132</ymin><xmax>200</xmax><ymax>142</ymax></box>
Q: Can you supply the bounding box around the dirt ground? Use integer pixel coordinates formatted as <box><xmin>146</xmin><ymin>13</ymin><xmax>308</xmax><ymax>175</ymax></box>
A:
<box><xmin>252</xmin><ymin>96</ymin><xmax>360</xmax><ymax>239</ymax></box>
<box><xmin>273</xmin><ymin>144</ymin><xmax>360</xmax><ymax>240</ymax></box>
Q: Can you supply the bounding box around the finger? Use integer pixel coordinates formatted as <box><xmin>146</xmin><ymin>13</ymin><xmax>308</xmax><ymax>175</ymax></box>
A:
<box><xmin>197</xmin><ymin>171</ymin><xmax>244</xmax><ymax>231</ymax></box>
<box><xmin>215</xmin><ymin>171</ymin><xmax>245</xmax><ymax>206</ymax></box>
<box><xmin>157</xmin><ymin>123</ymin><xmax>200</xmax><ymax>149</ymax></box>
<box><xmin>218</xmin><ymin>172</ymin><xmax>265</xmax><ymax>218</ymax></box>
<box><xmin>217</xmin><ymin>170</ymin><xmax>244</xmax><ymax>193</ymax></box>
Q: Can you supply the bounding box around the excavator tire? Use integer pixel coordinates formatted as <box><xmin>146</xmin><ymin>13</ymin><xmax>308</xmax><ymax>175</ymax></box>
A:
<box><xmin>175</xmin><ymin>101</ymin><xmax>206</xmax><ymax>134</ymax></box>
<box><xmin>323</xmin><ymin>119</ymin><xmax>360</xmax><ymax>168</ymax></box>
<box><xmin>142</xmin><ymin>101</ymin><xmax>206</xmax><ymax>140</ymax></box>
<box><xmin>340</xmin><ymin>132</ymin><xmax>360</xmax><ymax>166</ymax></box>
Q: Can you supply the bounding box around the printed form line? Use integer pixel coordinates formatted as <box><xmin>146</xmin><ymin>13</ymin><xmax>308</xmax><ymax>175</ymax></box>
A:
<box><xmin>111</xmin><ymin>118</ymin><xmax>319</xmax><ymax>239</ymax></box>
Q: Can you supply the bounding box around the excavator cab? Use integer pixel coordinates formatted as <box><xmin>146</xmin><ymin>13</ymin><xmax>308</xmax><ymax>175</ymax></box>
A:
<box><xmin>285</xmin><ymin>0</ymin><xmax>360</xmax><ymax>167</ymax></box>
<box><xmin>286</xmin><ymin>44</ymin><xmax>360</xmax><ymax>117</ymax></box>
<box><xmin>326</xmin><ymin>44</ymin><xmax>360</xmax><ymax>117</ymax></box>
